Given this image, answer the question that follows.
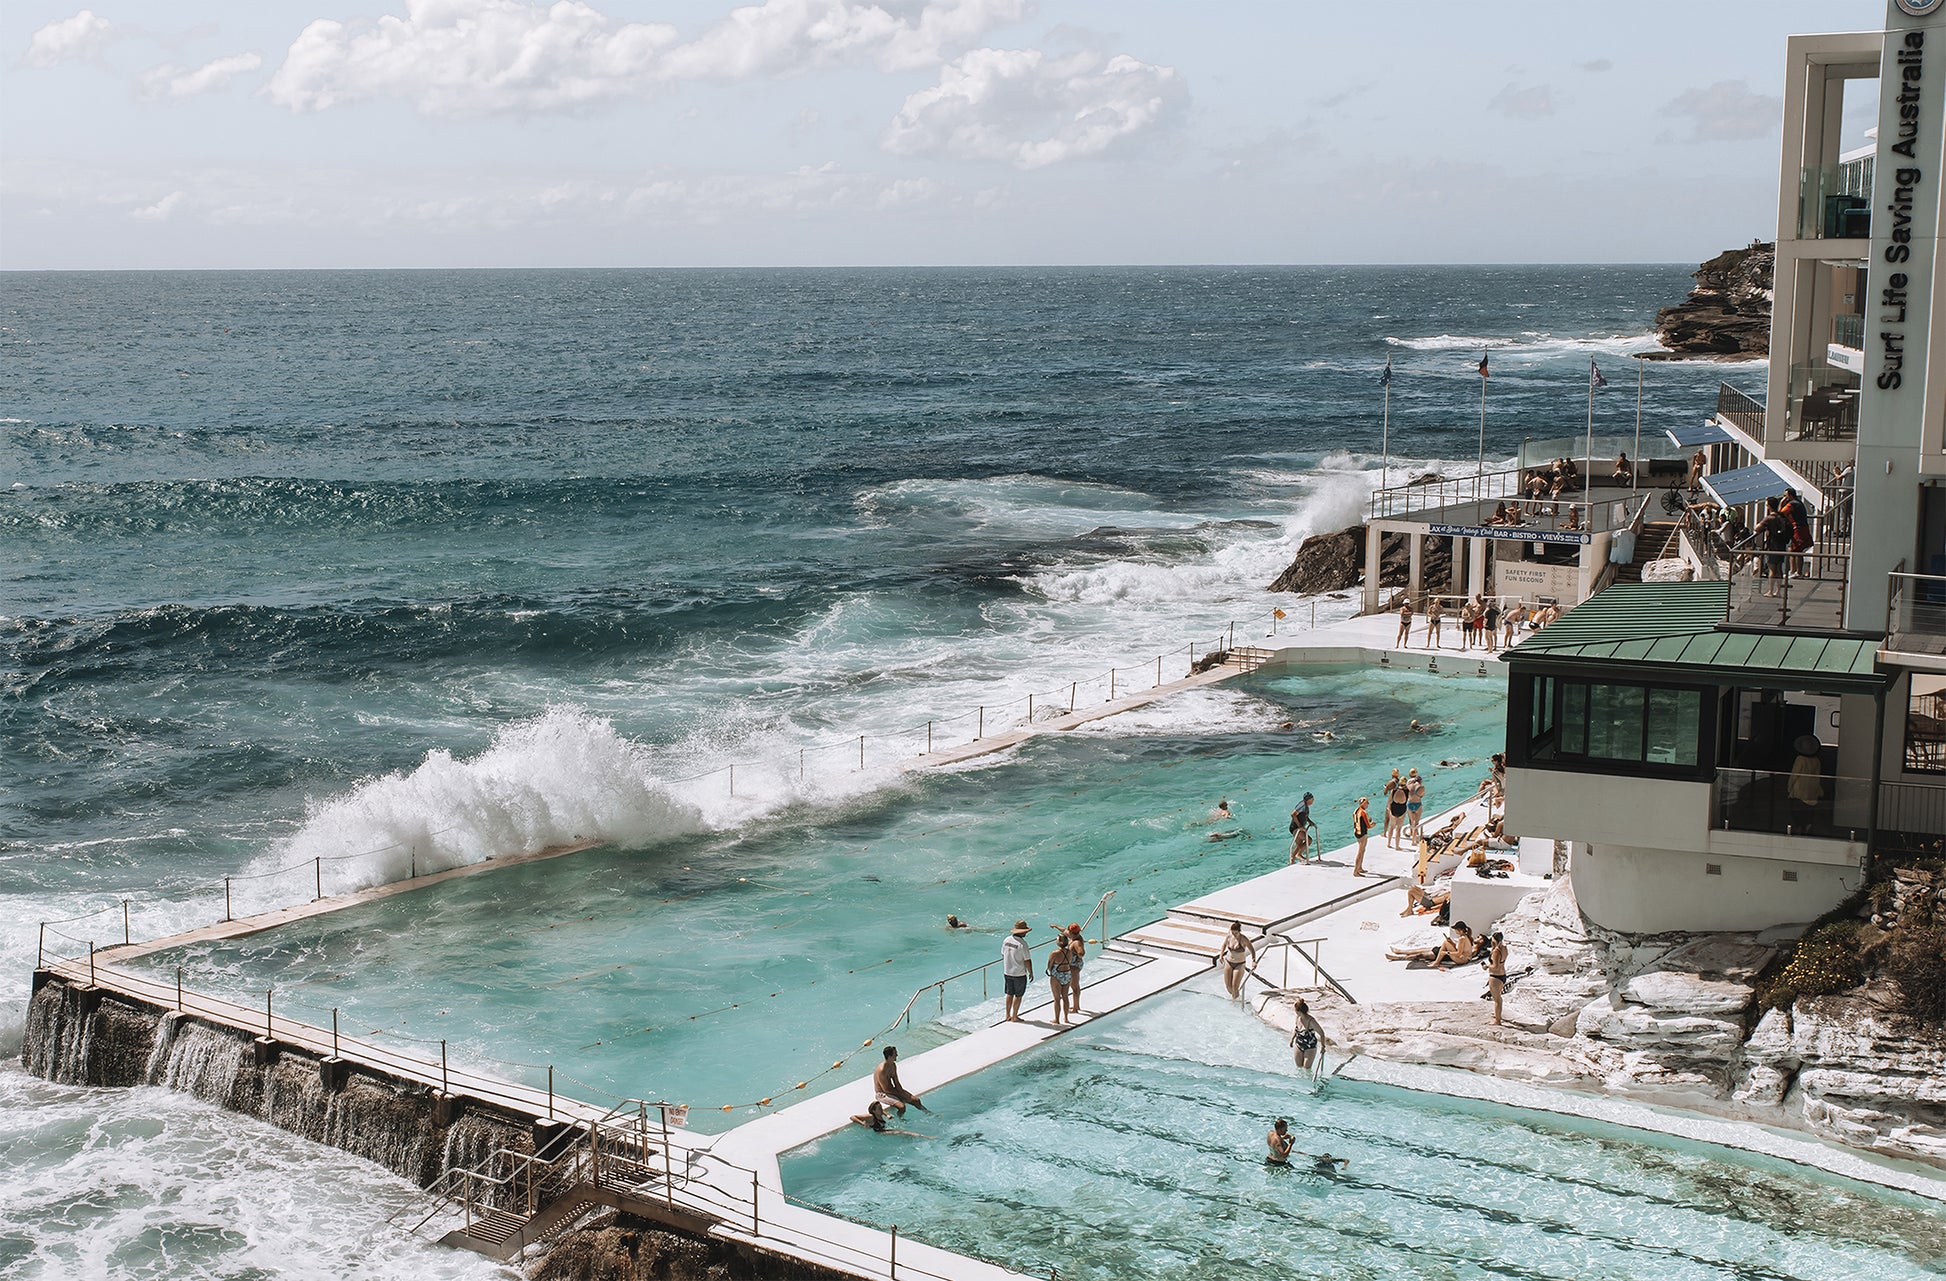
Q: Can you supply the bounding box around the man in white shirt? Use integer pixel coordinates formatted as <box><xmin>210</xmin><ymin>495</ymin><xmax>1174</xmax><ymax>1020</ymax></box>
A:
<box><xmin>1001</xmin><ymin>920</ymin><xmax>1033</xmax><ymax>1022</ymax></box>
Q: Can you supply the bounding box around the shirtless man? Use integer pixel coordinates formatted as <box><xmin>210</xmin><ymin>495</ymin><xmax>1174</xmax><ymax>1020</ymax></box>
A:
<box><xmin>1266</xmin><ymin>1119</ymin><xmax>1295</xmax><ymax>1165</ymax></box>
<box><xmin>872</xmin><ymin>1045</ymin><xmax>923</xmax><ymax>1116</ymax></box>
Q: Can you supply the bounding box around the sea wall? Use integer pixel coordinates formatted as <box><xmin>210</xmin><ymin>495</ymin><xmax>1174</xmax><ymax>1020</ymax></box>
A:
<box><xmin>533</xmin><ymin>1211</ymin><xmax>854</xmax><ymax>1281</ymax></box>
<box><xmin>22</xmin><ymin>973</ymin><xmax>533</xmax><ymax>1188</ymax></box>
<box><xmin>1271</xmin><ymin>880</ymin><xmax>1946</xmax><ymax>1169</ymax></box>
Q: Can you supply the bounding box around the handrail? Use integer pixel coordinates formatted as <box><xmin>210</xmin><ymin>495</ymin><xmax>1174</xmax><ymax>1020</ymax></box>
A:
<box><xmin>1243</xmin><ymin>935</ymin><xmax>1357</xmax><ymax>1005</ymax></box>
<box><xmin>891</xmin><ymin>889</ymin><xmax>1119</xmax><ymax>1030</ymax></box>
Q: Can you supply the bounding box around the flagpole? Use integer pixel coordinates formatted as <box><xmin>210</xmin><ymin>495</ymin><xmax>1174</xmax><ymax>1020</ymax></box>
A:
<box><xmin>1633</xmin><ymin>356</ymin><xmax>1644</xmax><ymax>492</ymax></box>
<box><xmin>1476</xmin><ymin>351</ymin><xmax>1487</xmax><ymax>505</ymax></box>
<box><xmin>1381</xmin><ymin>363</ymin><xmax>1392</xmax><ymax>493</ymax></box>
<box><xmin>1586</xmin><ymin>357</ymin><xmax>1596</xmax><ymax>515</ymax></box>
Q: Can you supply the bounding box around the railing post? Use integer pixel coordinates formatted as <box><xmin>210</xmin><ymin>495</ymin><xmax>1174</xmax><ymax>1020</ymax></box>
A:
<box><xmin>37</xmin><ymin>922</ymin><xmax>43</xmax><ymax>969</ymax></box>
<box><xmin>223</xmin><ymin>876</ymin><xmax>232</xmax><ymax>922</ymax></box>
<box><xmin>1156</xmin><ymin>654</ymin><xmax>1162</xmax><ymax>687</ymax></box>
<box><xmin>977</xmin><ymin>706</ymin><xmax>984</xmax><ymax>740</ymax></box>
<box><xmin>333</xmin><ymin>1007</ymin><xmax>340</xmax><ymax>1058</ymax></box>
<box><xmin>1109</xmin><ymin>668</ymin><xmax>1116</xmax><ymax>701</ymax></box>
<box><xmin>123</xmin><ymin>898</ymin><xmax>130</xmax><ymax>946</ymax></box>
<box><xmin>859</xmin><ymin>735</ymin><xmax>865</xmax><ymax>770</ymax></box>
<box><xmin>314</xmin><ymin>858</ymin><xmax>323</xmax><ymax>902</ymax></box>
<box><xmin>88</xmin><ymin>940</ymin><xmax>96</xmax><ymax>987</ymax></box>
<box><xmin>891</xmin><ymin>1224</ymin><xmax>899</xmax><ymax>1279</ymax></box>
<box><xmin>547</xmin><ymin>1065</ymin><xmax>553</xmax><ymax>1117</ymax></box>
<box><xmin>176</xmin><ymin>967</ymin><xmax>183</xmax><ymax>1012</ymax></box>
<box><xmin>729</xmin><ymin>764</ymin><xmax>735</xmax><ymax>798</ymax></box>
<box><xmin>441</xmin><ymin>1039</ymin><xmax>449</xmax><ymax>1095</ymax></box>
<box><xmin>1027</xmin><ymin>694</ymin><xmax>1033</xmax><ymax>722</ymax></box>
<box><xmin>264</xmin><ymin>989</ymin><xmax>272</xmax><ymax>1039</ymax></box>
<box><xmin>751</xmin><ymin>1171</ymin><xmax>760</xmax><ymax>1235</ymax></box>
<box><xmin>661</xmin><ymin>1104</ymin><xmax>675</xmax><ymax>1210</ymax></box>
<box><xmin>926</xmin><ymin>721</ymin><xmax>933</xmax><ymax>754</ymax></box>
<box><xmin>1069</xmin><ymin>681</ymin><xmax>1076</xmax><ymax>712</ymax></box>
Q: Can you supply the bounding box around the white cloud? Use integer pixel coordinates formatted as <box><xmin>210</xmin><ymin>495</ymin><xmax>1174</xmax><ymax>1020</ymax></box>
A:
<box><xmin>1663</xmin><ymin>80</ymin><xmax>1782</xmax><ymax>142</ymax></box>
<box><xmin>140</xmin><ymin>53</ymin><xmax>265</xmax><ymax>99</ymax></box>
<box><xmin>883</xmin><ymin>48</ymin><xmax>1183</xmax><ymax>168</ymax></box>
<box><xmin>130</xmin><ymin>191</ymin><xmax>186</xmax><ymax>220</ymax></box>
<box><xmin>264</xmin><ymin>0</ymin><xmax>1025</xmax><ymax>116</ymax></box>
<box><xmin>26</xmin><ymin>9</ymin><xmax>115</xmax><ymax>67</ymax></box>
<box><xmin>1489</xmin><ymin>82</ymin><xmax>1555</xmax><ymax>119</ymax></box>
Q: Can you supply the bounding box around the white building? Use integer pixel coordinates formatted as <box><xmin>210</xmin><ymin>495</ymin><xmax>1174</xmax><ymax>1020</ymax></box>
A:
<box><xmin>1502</xmin><ymin>0</ymin><xmax>1946</xmax><ymax>934</ymax></box>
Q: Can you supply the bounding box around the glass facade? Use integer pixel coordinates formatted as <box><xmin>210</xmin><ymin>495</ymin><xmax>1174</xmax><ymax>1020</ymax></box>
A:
<box><xmin>1520</xmin><ymin>674</ymin><xmax>1707</xmax><ymax>775</ymax></box>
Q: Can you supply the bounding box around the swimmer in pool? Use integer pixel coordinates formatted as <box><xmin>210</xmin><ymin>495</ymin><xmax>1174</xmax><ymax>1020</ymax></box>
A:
<box><xmin>946</xmin><ymin>914</ymin><xmax>970</xmax><ymax>930</ymax></box>
<box><xmin>1266</xmin><ymin>1119</ymin><xmax>1294</xmax><ymax>1165</ymax></box>
<box><xmin>849</xmin><ymin>1101</ymin><xmax>930</xmax><ymax>1137</ymax></box>
<box><xmin>1311</xmin><ymin>1152</ymin><xmax>1350</xmax><ymax>1175</ymax></box>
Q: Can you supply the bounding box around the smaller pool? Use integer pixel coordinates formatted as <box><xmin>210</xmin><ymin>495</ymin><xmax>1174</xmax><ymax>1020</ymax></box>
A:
<box><xmin>780</xmin><ymin>985</ymin><xmax>1946</xmax><ymax>1281</ymax></box>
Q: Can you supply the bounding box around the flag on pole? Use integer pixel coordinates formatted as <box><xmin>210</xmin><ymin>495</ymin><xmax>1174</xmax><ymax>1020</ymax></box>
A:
<box><xmin>1590</xmin><ymin>359</ymin><xmax>1608</xmax><ymax>389</ymax></box>
<box><xmin>1379</xmin><ymin>357</ymin><xmax>1392</xmax><ymax>387</ymax></box>
<box><xmin>1478</xmin><ymin>351</ymin><xmax>1490</xmax><ymax>379</ymax></box>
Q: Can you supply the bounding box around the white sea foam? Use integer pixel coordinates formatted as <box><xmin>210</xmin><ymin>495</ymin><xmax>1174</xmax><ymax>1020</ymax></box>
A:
<box><xmin>1387</xmin><ymin>331</ymin><xmax>1662</xmax><ymax>359</ymax></box>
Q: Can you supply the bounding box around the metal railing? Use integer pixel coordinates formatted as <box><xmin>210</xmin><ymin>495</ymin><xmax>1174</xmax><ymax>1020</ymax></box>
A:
<box><xmin>1243</xmin><ymin>935</ymin><xmax>1356</xmax><ymax>1005</ymax></box>
<box><xmin>1784</xmin><ymin>363</ymin><xmax>1860</xmax><ymax>442</ymax></box>
<box><xmin>891</xmin><ymin>890</ymin><xmax>1120</xmax><ymax>1030</ymax></box>
<box><xmin>1717</xmin><ymin>383</ymin><xmax>1765</xmax><ymax>438</ymax></box>
<box><xmin>1369</xmin><ymin>466</ymin><xmax>1642</xmax><ymax>536</ymax></box>
<box><xmin>1887</xmin><ymin>568</ymin><xmax>1946</xmax><ymax>655</ymax></box>
<box><xmin>1723</xmin><ymin>545</ymin><xmax>1849</xmax><ymax>632</ymax></box>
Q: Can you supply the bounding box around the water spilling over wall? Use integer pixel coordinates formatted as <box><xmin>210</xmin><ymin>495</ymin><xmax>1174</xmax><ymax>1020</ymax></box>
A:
<box><xmin>23</xmin><ymin>975</ymin><xmax>533</xmax><ymax>1190</ymax></box>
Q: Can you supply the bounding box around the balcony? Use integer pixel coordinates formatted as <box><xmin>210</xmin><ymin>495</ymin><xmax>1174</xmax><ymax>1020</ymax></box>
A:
<box><xmin>1797</xmin><ymin>163</ymin><xmax>1873</xmax><ymax>241</ymax></box>
<box><xmin>1887</xmin><ymin>570</ymin><xmax>1946</xmax><ymax>657</ymax></box>
<box><xmin>1715</xmin><ymin>767</ymin><xmax>1868</xmax><ymax>840</ymax></box>
<box><xmin>1367</xmin><ymin>466</ymin><xmax>1647</xmax><ymax>536</ymax></box>
<box><xmin>1724</xmin><ymin>547</ymin><xmax>1849</xmax><ymax>632</ymax></box>
<box><xmin>1783</xmin><ymin>363</ymin><xmax>1860</xmax><ymax>442</ymax></box>
<box><xmin>1716</xmin><ymin>383</ymin><xmax>1764</xmax><ymax>438</ymax></box>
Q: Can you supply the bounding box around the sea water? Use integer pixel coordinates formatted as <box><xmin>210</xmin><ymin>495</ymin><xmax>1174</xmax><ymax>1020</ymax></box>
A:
<box><xmin>2</xmin><ymin>266</ymin><xmax>1759</xmax><ymax>1276</ymax></box>
<box><xmin>783</xmin><ymin>987</ymin><xmax>1946</xmax><ymax>1281</ymax></box>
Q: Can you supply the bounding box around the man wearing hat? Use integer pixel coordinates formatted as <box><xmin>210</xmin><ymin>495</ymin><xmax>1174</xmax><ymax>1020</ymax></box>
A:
<box><xmin>1001</xmin><ymin>920</ymin><xmax>1034</xmax><ymax>1022</ymax></box>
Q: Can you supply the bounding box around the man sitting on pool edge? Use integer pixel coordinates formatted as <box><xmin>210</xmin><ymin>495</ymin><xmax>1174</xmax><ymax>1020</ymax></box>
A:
<box><xmin>873</xmin><ymin>1045</ymin><xmax>925</xmax><ymax>1117</ymax></box>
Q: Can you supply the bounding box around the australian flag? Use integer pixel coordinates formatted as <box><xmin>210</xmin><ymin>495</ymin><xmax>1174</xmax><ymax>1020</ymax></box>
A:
<box><xmin>1590</xmin><ymin>358</ymin><xmax>1608</xmax><ymax>389</ymax></box>
<box><xmin>1379</xmin><ymin>357</ymin><xmax>1392</xmax><ymax>387</ymax></box>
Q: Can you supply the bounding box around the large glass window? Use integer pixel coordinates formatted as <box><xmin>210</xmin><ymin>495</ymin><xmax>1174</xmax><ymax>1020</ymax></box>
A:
<box><xmin>1906</xmin><ymin>674</ymin><xmax>1946</xmax><ymax>774</ymax></box>
<box><xmin>1524</xmin><ymin>674</ymin><xmax>1705</xmax><ymax>773</ymax></box>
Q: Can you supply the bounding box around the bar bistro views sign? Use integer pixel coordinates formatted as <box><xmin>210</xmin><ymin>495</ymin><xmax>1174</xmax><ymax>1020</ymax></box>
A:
<box><xmin>1428</xmin><ymin>522</ymin><xmax>1590</xmax><ymax>546</ymax></box>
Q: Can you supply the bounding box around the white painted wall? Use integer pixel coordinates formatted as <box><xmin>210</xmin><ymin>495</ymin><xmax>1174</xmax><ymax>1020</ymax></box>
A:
<box><xmin>1571</xmin><ymin>842</ymin><xmax>1861</xmax><ymax>934</ymax></box>
<box><xmin>1505</xmin><ymin>768</ymin><xmax>1713</xmax><ymax>852</ymax></box>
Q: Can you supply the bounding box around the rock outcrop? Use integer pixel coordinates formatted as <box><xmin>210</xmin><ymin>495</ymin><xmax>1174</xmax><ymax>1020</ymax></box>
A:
<box><xmin>1649</xmin><ymin>242</ymin><xmax>1774</xmax><ymax>360</ymax></box>
<box><xmin>1268</xmin><ymin>522</ymin><xmax>1454</xmax><ymax>597</ymax></box>
<box><xmin>1282</xmin><ymin>878</ymin><xmax>1946</xmax><ymax>1168</ymax></box>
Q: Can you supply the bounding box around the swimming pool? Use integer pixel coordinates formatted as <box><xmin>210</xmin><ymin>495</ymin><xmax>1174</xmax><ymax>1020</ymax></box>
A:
<box><xmin>780</xmin><ymin>985</ymin><xmax>1946</xmax><ymax>1280</ymax></box>
<box><xmin>118</xmin><ymin>667</ymin><xmax>1504</xmax><ymax>1128</ymax></box>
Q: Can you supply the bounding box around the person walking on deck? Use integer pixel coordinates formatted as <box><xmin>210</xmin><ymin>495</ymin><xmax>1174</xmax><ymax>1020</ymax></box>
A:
<box><xmin>1001</xmin><ymin>921</ymin><xmax>1033</xmax><ymax>1022</ymax></box>
<box><xmin>1060</xmin><ymin>923</ymin><xmax>1086</xmax><ymax>1013</ymax></box>
<box><xmin>1351</xmin><ymin>797</ymin><xmax>1374</xmax><ymax>876</ymax></box>
<box><xmin>1289</xmin><ymin>792</ymin><xmax>1316</xmax><ymax>864</ymax></box>
<box><xmin>1220</xmin><ymin>921</ymin><xmax>1257</xmax><ymax>999</ymax></box>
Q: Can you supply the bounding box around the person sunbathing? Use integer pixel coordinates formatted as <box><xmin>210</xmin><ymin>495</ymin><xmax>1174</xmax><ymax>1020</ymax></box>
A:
<box><xmin>1400</xmin><ymin>871</ymin><xmax>1452</xmax><ymax>916</ymax></box>
<box><xmin>1432</xmin><ymin>923</ymin><xmax>1478</xmax><ymax>970</ymax></box>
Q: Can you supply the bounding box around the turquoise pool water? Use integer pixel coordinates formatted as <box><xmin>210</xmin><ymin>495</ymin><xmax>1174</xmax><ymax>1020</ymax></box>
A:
<box><xmin>781</xmin><ymin>986</ymin><xmax>1946</xmax><ymax>1281</ymax></box>
<box><xmin>119</xmin><ymin>667</ymin><xmax>1502</xmax><ymax>1127</ymax></box>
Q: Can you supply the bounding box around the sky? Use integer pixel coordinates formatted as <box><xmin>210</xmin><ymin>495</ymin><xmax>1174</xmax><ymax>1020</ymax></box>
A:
<box><xmin>0</xmin><ymin>0</ymin><xmax>1893</xmax><ymax>269</ymax></box>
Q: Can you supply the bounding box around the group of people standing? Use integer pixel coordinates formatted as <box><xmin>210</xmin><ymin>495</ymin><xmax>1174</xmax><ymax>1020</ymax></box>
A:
<box><xmin>1398</xmin><ymin>595</ymin><xmax>1550</xmax><ymax>653</ymax></box>
<box><xmin>1744</xmin><ymin>488</ymin><xmax>1816</xmax><ymax>596</ymax></box>
<box><xmin>1000</xmin><ymin>919</ymin><xmax>1087</xmax><ymax>1025</ymax></box>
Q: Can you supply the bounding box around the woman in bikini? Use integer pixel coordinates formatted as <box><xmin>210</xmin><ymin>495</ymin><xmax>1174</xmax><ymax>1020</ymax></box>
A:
<box><xmin>1385</xmin><ymin>772</ymin><xmax>1411</xmax><ymax>849</ymax></box>
<box><xmin>1048</xmin><ymin>936</ymin><xmax>1073</xmax><ymax>1025</ymax></box>
<box><xmin>1289</xmin><ymin>997</ymin><xmax>1327</xmax><ymax>1074</ymax></box>
<box><xmin>1220</xmin><ymin>921</ymin><xmax>1256</xmax><ymax>1000</ymax></box>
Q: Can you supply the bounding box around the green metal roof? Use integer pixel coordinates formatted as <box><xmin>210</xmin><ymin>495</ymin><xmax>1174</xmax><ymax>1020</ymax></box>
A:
<box><xmin>1503</xmin><ymin>581</ymin><xmax>1885</xmax><ymax>688</ymax></box>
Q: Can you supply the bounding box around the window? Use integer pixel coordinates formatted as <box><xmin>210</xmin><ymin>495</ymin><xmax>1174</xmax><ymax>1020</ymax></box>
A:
<box><xmin>1905</xmin><ymin>674</ymin><xmax>1946</xmax><ymax>774</ymax></box>
<box><xmin>1523</xmin><ymin>674</ymin><xmax>1706</xmax><ymax>775</ymax></box>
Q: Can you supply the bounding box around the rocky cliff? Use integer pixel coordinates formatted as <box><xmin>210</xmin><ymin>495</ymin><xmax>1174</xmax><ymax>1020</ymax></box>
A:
<box><xmin>1281</xmin><ymin>876</ymin><xmax>1946</xmax><ymax>1169</ymax></box>
<box><xmin>1269</xmin><ymin>517</ymin><xmax>1454</xmax><ymax>597</ymax></box>
<box><xmin>1650</xmin><ymin>242</ymin><xmax>1774</xmax><ymax>359</ymax></box>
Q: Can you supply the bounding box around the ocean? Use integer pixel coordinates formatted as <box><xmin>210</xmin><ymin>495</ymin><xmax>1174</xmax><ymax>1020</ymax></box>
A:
<box><xmin>0</xmin><ymin>265</ymin><xmax>1757</xmax><ymax>1278</ymax></box>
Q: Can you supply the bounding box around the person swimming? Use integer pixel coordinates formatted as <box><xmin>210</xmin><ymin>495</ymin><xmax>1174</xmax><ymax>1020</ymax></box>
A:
<box><xmin>1312</xmin><ymin>1152</ymin><xmax>1350</xmax><ymax>1175</ymax></box>
<box><xmin>946</xmin><ymin>914</ymin><xmax>970</xmax><ymax>930</ymax></box>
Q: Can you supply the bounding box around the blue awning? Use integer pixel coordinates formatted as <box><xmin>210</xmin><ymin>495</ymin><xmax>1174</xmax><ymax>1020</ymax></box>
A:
<box><xmin>1703</xmin><ymin>461</ymin><xmax>1792</xmax><ymax>508</ymax></box>
<box><xmin>1667</xmin><ymin>421</ymin><xmax>1734</xmax><ymax>448</ymax></box>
